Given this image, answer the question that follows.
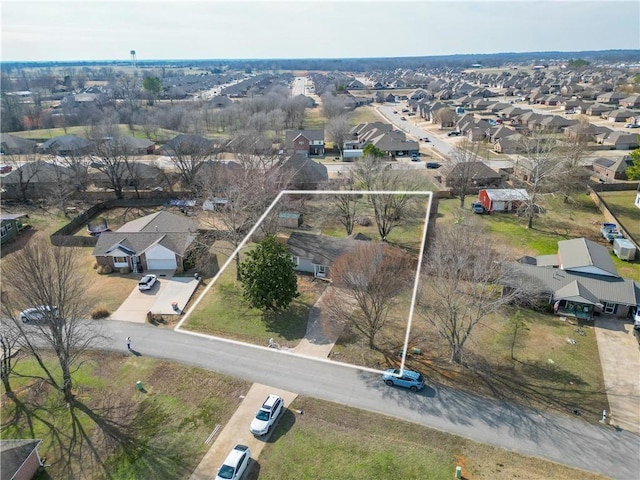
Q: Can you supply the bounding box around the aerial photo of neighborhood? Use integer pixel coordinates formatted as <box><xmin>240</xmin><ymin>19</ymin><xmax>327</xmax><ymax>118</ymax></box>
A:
<box><xmin>1</xmin><ymin>1</ymin><xmax>639</xmax><ymax>479</ymax></box>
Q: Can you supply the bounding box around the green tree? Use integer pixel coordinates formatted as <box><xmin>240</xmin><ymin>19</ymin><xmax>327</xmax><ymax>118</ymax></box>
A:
<box><xmin>362</xmin><ymin>143</ymin><xmax>385</xmax><ymax>158</ymax></box>
<box><xmin>238</xmin><ymin>236</ymin><xmax>299</xmax><ymax>311</ymax></box>
<box><xmin>626</xmin><ymin>146</ymin><xmax>640</xmax><ymax>180</ymax></box>
<box><xmin>142</xmin><ymin>76</ymin><xmax>162</xmax><ymax>104</ymax></box>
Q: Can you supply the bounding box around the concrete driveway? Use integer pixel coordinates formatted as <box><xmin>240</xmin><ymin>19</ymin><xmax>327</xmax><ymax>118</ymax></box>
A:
<box><xmin>110</xmin><ymin>272</ymin><xmax>200</xmax><ymax>323</ymax></box>
<box><xmin>189</xmin><ymin>384</ymin><xmax>297</xmax><ymax>480</ymax></box>
<box><xmin>594</xmin><ymin>318</ymin><xmax>640</xmax><ymax>433</ymax></box>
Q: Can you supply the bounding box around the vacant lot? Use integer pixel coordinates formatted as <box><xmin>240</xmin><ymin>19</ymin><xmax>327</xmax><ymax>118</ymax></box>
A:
<box><xmin>1</xmin><ymin>353</ymin><xmax>250</xmax><ymax>480</ymax></box>
<box><xmin>251</xmin><ymin>396</ymin><xmax>607</xmax><ymax>480</ymax></box>
<box><xmin>598</xmin><ymin>190</ymin><xmax>640</xmax><ymax>242</ymax></box>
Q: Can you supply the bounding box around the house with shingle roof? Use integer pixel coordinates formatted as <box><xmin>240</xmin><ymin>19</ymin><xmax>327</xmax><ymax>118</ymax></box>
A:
<box><xmin>597</xmin><ymin>131</ymin><xmax>639</xmax><ymax>150</ymax></box>
<box><xmin>284</xmin><ymin>129</ymin><xmax>325</xmax><ymax>157</ymax></box>
<box><xmin>506</xmin><ymin>238</ymin><xmax>639</xmax><ymax>320</ymax></box>
<box><xmin>591</xmin><ymin>156</ymin><xmax>632</xmax><ymax>180</ymax></box>
<box><xmin>38</xmin><ymin>135</ymin><xmax>93</xmax><ymax>156</ymax></box>
<box><xmin>619</xmin><ymin>94</ymin><xmax>640</xmax><ymax>109</ymax></box>
<box><xmin>92</xmin><ymin>210</ymin><xmax>198</xmax><ymax>273</ymax></box>
<box><xmin>0</xmin><ymin>133</ymin><xmax>36</xmax><ymax>155</ymax></box>
<box><xmin>286</xmin><ymin>232</ymin><xmax>371</xmax><ymax>279</ymax></box>
<box><xmin>1</xmin><ymin>439</ymin><xmax>44</xmax><ymax>480</ymax></box>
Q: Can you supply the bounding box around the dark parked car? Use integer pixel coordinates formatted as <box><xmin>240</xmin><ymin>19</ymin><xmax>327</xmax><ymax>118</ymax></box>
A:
<box><xmin>447</xmin><ymin>131</ymin><xmax>461</xmax><ymax>137</ymax></box>
<box><xmin>425</xmin><ymin>162</ymin><xmax>441</xmax><ymax>169</ymax></box>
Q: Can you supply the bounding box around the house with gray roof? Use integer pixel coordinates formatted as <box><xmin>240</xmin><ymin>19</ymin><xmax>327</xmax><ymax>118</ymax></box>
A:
<box><xmin>592</xmin><ymin>156</ymin><xmax>632</xmax><ymax>180</ymax></box>
<box><xmin>286</xmin><ymin>232</ymin><xmax>370</xmax><ymax>279</ymax></box>
<box><xmin>284</xmin><ymin>129</ymin><xmax>325</xmax><ymax>157</ymax></box>
<box><xmin>1</xmin><ymin>439</ymin><xmax>44</xmax><ymax>480</ymax></box>
<box><xmin>0</xmin><ymin>133</ymin><xmax>36</xmax><ymax>155</ymax></box>
<box><xmin>278</xmin><ymin>153</ymin><xmax>328</xmax><ymax>190</ymax></box>
<box><xmin>506</xmin><ymin>238</ymin><xmax>638</xmax><ymax>320</ymax></box>
<box><xmin>38</xmin><ymin>135</ymin><xmax>93</xmax><ymax>156</ymax></box>
<box><xmin>92</xmin><ymin>210</ymin><xmax>198</xmax><ymax>273</ymax></box>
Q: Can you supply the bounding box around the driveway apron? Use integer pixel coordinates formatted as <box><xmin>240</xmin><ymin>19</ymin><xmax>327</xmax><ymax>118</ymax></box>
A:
<box><xmin>594</xmin><ymin>318</ymin><xmax>640</xmax><ymax>433</ymax></box>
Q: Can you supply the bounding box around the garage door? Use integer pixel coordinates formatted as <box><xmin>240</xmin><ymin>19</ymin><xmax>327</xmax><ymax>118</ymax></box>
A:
<box><xmin>147</xmin><ymin>258</ymin><xmax>177</xmax><ymax>270</ymax></box>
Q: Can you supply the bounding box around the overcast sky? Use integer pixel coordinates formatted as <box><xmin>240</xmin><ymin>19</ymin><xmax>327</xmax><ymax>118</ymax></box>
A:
<box><xmin>2</xmin><ymin>0</ymin><xmax>639</xmax><ymax>62</ymax></box>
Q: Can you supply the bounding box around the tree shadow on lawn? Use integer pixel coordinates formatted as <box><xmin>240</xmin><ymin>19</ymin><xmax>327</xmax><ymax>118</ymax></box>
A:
<box><xmin>262</xmin><ymin>301</ymin><xmax>310</xmax><ymax>342</ymax></box>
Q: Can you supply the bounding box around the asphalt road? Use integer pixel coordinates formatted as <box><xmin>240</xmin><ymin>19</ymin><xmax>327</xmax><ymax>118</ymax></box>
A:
<box><xmin>377</xmin><ymin>104</ymin><xmax>456</xmax><ymax>157</ymax></box>
<box><xmin>97</xmin><ymin>320</ymin><xmax>639</xmax><ymax>479</ymax></box>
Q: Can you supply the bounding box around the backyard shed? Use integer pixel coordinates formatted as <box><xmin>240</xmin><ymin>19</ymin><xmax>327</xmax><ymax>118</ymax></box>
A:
<box><xmin>278</xmin><ymin>212</ymin><xmax>303</xmax><ymax>228</ymax></box>
<box><xmin>478</xmin><ymin>188</ymin><xmax>529</xmax><ymax>213</ymax></box>
<box><xmin>613</xmin><ymin>238</ymin><xmax>636</xmax><ymax>261</ymax></box>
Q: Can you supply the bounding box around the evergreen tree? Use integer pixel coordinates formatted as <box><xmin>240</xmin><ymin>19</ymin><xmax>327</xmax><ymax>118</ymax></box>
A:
<box><xmin>238</xmin><ymin>236</ymin><xmax>299</xmax><ymax>311</ymax></box>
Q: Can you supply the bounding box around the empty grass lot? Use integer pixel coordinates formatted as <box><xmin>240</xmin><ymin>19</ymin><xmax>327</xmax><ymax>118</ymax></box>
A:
<box><xmin>250</xmin><ymin>397</ymin><xmax>607</xmax><ymax>480</ymax></box>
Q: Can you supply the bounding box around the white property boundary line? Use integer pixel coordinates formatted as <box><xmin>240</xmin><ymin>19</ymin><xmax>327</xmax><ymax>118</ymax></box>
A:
<box><xmin>175</xmin><ymin>189</ymin><xmax>434</xmax><ymax>376</ymax></box>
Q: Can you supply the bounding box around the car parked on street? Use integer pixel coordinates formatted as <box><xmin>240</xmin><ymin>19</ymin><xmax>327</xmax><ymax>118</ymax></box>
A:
<box><xmin>425</xmin><ymin>162</ymin><xmax>441</xmax><ymax>169</ymax></box>
<box><xmin>447</xmin><ymin>131</ymin><xmax>461</xmax><ymax>137</ymax></box>
<box><xmin>138</xmin><ymin>274</ymin><xmax>157</xmax><ymax>291</ymax></box>
<box><xmin>215</xmin><ymin>444</ymin><xmax>251</xmax><ymax>480</ymax></box>
<box><xmin>382</xmin><ymin>368</ymin><xmax>425</xmax><ymax>392</ymax></box>
<box><xmin>19</xmin><ymin>305</ymin><xmax>60</xmax><ymax>323</ymax></box>
<box><xmin>250</xmin><ymin>394</ymin><xmax>284</xmax><ymax>436</ymax></box>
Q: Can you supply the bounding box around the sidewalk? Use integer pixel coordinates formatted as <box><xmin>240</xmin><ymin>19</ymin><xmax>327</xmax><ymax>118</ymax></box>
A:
<box><xmin>189</xmin><ymin>285</ymin><xmax>343</xmax><ymax>479</ymax></box>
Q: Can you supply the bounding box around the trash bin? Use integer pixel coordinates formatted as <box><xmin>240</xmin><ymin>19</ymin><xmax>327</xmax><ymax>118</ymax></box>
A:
<box><xmin>136</xmin><ymin>380</ymin><xmax>144</xmax><ymax>392</ymax></box>
<box><xmin>455</xmin><ymin>466</ymin><xmax>462</xmax><ymax>479</ymax></box>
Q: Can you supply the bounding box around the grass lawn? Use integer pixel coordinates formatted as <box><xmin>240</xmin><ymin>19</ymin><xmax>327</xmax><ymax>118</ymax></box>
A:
<box><xmin>1</xmin><ymin>353</ymin><xmax>250</xmax><ymax>480</ymax></box>
<box><xmin>598</xmin><ymin>190</ymin><xmax>640</xmax><ymax>242</ymax></box>
<box><xmin>251</xmin><ymin>396</ymin><xmax>607</xmax><ymax>480</ymax></box>
<box><xmin>9</xmin><ymin>124</ymin><xmax>182</xmax><ymax>143</ymax></box>
<box><xmin>302</xmin><ymin>108</ymin><xmax>328</xmax><ymax>129</ymax></box>
<box><xmin>184</xmin><ymin>247</ymin><xmax>326</xmax><ymax>347</ymax></box>
<box><xmin>347</xmin><ymin>105</ymin><xmax>384</xmax><ymax>124</ymax></box>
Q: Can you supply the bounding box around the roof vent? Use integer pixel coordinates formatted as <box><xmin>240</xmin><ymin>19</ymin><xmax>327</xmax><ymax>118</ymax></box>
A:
<box><xmin>155</xmin><ymin>225</ymin><xmax>159</xmax><ymax>232</ymax></box>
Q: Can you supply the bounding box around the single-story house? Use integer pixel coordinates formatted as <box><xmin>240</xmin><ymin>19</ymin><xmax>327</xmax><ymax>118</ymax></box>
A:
<box><xmin>1</xmin><ymin>439</ymin><xmax>44</xmax><ymax>480</ymax></box>
<box><xmin>493</xmin><ymin>133</ymin><xmax>526</xmax><ymax>154</ymax></box>
<box><xmin>37</xmin><ymin>135</ymin><xmax>93</xmax><ymax>156</ymax></box>
<box><xmin>507</xmin><ymin>238</ymin><xmax>638</xmax><ymax>320</ymax></box>
<box><xmin>591</xmin><ymin>157</ymin><xmax>632</xmax><ymax>180</ymax></box>
<box><xmin>0</xmin><ymin>161</ymin><xmax>75</xmax><ymax>199</ymax></box>
<box><xmin>0</xmin><ymin>133</ymin><xmax>37</xmax><ymax>155</ymax></box>
<box><xmin>0</xmin><ymin>212</ymin><xmax>28</xmax><ymax>245</ymax></box>
<box><xmin>596</xmin><ymin>92</ymin><xmax>627</xmax><ymax>105</ymax></box>
<box><xmin>92</xmin><ymin>210</ymin><xmax>198</xmax><ymax>273</ymax></box>
<box><xmin>278</xmin><ymin>153</ymin><xmax>328</xmax><ymax>189</ymax></box>
<box><xmin>598</xmin><ymin>131</ymin><xmax>639</xmax><ymax>150</ymax></box>
<box><xmin>477</xmin><ymin>188</ymin><xmax>530</xmax><ymax>213</ymax></box>
<box><xmin>286</xmin><ymin>232</ymin><xmax>370</xmax><ymax>279</ymax></box>
<box><xmin>284</xmin><ymin>129</ymin><xmax>325</xmax><ymax>157</ymax></box>
<box><xmin>439</xmin><ymin>161</ymin><xmax>503</xmax><ymax>190</ymax></box>
<box><xmin>607</xmin><ymin>109</ymin><xmax>636</xmax><ymax>123</ymax></box>
<box><xmin>619</xmin><ymin>95</ymin><xmax>640</xmax><ymax>109</ymax></box>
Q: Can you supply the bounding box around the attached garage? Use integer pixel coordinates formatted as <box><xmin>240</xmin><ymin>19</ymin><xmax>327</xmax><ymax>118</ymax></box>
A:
<box><xmin>145</xmin><ymin>244</ymin><xmax>178</xmax><ymax>271</ymax></box>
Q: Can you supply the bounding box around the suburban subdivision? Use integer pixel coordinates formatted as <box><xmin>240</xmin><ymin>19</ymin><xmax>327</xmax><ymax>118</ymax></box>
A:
<box><xmin>1</xmin><ymin>2</ymin><xmax>640</xmax><ymax>479</ymax></box>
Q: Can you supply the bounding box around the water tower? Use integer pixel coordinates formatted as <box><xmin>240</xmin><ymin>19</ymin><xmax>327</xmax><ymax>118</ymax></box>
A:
<box><xmin>130</xmin><ymin>50</ymin><xmax>137</xmax><ymax>68</ymax></box>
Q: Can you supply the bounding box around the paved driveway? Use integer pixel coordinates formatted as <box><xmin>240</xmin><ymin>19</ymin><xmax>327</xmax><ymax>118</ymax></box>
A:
<box><xmin>594</xmin><ymin>318</ymin><xmax>640</xmax><ymax>433</ymax></box>
<box><xmin>110</xmin><ymin>272</ymin><xmax>200</xmax><ymax>323</ymax></box>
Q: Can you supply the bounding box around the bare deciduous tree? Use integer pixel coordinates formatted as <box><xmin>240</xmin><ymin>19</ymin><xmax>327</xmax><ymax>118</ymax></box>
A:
<box><xmin>164</xmin><ymin>134</ymin><xmax>217</xmax><ymax>191</ymax></box>
<box><xmin>449</xmin><ymin>138</ymin><xmax>483</xmax><ymax>208</ymax></box>
<box><xmin>353</xmin><ymin>156</ymin><xmax>422</xmax><ymax>241</ymax></box>
<box><xmin>516</xmin><ymin>131</ymin><xmax>560</xmax><ymax>228</ymax></box>
<box><xmin>1</xmin><ymin>238</ymin><xmax>100</xmax><ymax>405</ymax></box>
<box><xmin>332</xmin><ymin>191</ymin><xmax>359</xmax><ymax>235</ymax></box>
<box><xmin>0</xmin><ymin>325</ymin><xmax>21</xmax><ymax>400</ymax></box>
<box><xmin>433</xmin><ymin>107</ymin><xmax>455</xmax><ymax>128</ymax></box>
<box><xmin>326</xmin><ymin>242</ymin><xmax>414</xmax><ymax>349</ymax></box>
<box><xmin>418</xmin><ymin>221</ymin><xmax>533</xmax><ymax>364</ymax></box>
<box><xmin>326</xmin><ymin>115</ymin><xmax>351</xmax><ymax>159</ymax></box>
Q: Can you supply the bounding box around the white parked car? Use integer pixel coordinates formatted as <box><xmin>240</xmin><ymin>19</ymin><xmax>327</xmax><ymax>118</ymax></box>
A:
<box><xmin>215</xmin><ymin>444</ymin><xmax>251</xmax><ymax>480</ymax></box>
<box><xmin>138</xmin><ymin>274</ymin><xmax>157</xmax><ymax>291</ymax></box>
<box><xmin>249</xmin><ymin>394</ymin><xmax>284</xmax><ymax>436</ymax></box>
<box><xmin>19</xmin><ymin>305</ymin><xmax>59</xmax><ymax>323</ymax></box>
